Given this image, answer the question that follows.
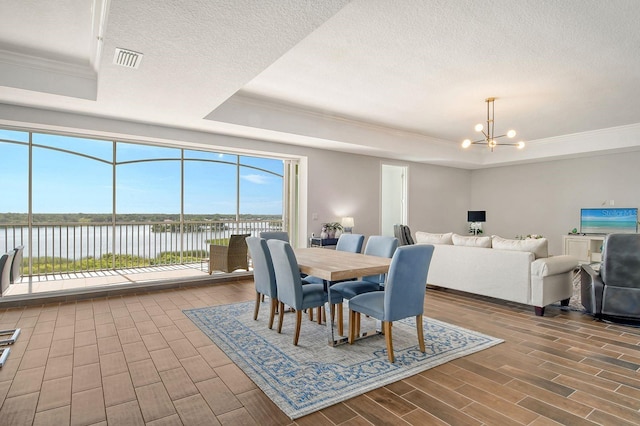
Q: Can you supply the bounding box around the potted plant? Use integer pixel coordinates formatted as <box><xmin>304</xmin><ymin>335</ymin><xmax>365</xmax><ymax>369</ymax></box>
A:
<box><xmin>324</xmin><ymin>222</ymin><xmax>343</xmax><ymax>238</ymax></box>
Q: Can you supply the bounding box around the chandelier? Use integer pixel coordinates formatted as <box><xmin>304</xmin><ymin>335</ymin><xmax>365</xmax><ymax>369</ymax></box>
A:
<box><xmin>461</xmin><ymin>97</ymin><xmax>525</xmax><ymax>152</ymax></box>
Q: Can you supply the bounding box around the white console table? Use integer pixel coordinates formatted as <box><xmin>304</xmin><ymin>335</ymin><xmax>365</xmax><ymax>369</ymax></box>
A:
<box><xmin>562</xmin><ymin>234</ymin><xmax>605</xmax><ymax>264</ymax></box>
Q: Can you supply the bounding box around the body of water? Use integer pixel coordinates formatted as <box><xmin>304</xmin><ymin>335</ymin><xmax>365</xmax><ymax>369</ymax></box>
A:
<box><xmin>1</xmin><ymin>222</ymin><xmax>276</xmax><ymax>260</ymax></box>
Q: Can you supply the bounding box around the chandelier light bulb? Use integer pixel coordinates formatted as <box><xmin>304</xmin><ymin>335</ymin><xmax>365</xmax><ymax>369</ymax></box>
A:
<box><xmin>507</xmin><ymin>130</ymin><xmax>516</xmax><ymax>138</ymax></box>
<box><xmin>517</xmin><ymin>141</ymin><xmax>525</xmax><ymax>149</ymax></box>
<box><xmin>474</xmin><ymin>123</ymin><xmax>484</xmax><ymax>132</ymax></box>
<box><xmin>488</xmin><ymin>139</ymin><xmax>497</xmax><ymax>148</ymax></box>
<box><xmin>462</xmin><ymin>139</ymin><xmax>471</xmax><ymax>148</ymax></box>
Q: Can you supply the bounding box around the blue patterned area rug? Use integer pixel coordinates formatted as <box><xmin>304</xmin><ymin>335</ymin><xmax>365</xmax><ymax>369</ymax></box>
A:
<box><xmin>184</xmin><ymin>301</ymin><xmax>502</xmax><ymax>419</ymax></box>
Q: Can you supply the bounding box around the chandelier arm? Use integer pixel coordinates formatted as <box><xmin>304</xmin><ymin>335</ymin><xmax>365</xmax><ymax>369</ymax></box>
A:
<box><xmin>462</xmin><ymin>97</ymin><xmax>524</xmax><ymax>151</ymax></box>
<box><xmin>487</xmin><ymin>98</ymin><xmax>495</xmax><ymax>139</ymax></box>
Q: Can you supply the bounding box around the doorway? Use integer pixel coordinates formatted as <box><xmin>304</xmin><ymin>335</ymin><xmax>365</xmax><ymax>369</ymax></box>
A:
<box><xmin>381</xmin><ymin>164</ymin><xmax>407</xmax><ymax>236</ymax></box>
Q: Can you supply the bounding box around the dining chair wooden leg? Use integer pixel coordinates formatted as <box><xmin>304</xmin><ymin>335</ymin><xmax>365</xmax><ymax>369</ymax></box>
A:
<box><xmin>317</xmin><ymin>307</ymin><xmax>322</xmax><ymax>325</ymax></box>
<box><xmin>384</xmin><ymin>321</ymin><xmax>394</xmax><ymax>362</ymax></box>
<box><xmin>261</xmin><ymin>294</ymin><xmax>265</xmax><ymax>302</ymax></box>
<box><xmin>330</xmin><ymin>304</ymin><xmax>335</xmax><ymax>323</ymax></box>
<box><xmin>294</xmin><ymin>310</ymin><xmax>302</xmax><ymax>345</ymax></box>
<box><xmin>356</xmin><ymin>311</ymin><xmax>360</xmax><ymax>335</ymax></box>
<box><xmin>308</xmin><ymin>309</ymin><xmax>313</xmax><ymax>321</ymax></box>
<box><xmin>268</xmin><ymin>298</ymin><xmax>277</xmax><ymax>329</ymax></box>
<box><xmin>253</xmin><ymin>292</ymin><xmax>261</xmax><ymax>321</ymax></box>
<box><xmin>348</xmin><ymin>310</ymin><xmax>356</xmax><ymax>344</ymax></box>
<box><xmin>337</xmin><ymin>303</ymin><xmax>343</xmax><ymax>336</ymax></box>
<box><xmin>278</xmin><ymin>302</ymin><xmax>285</xmax><ymax>333</ymax></box>
<box><xmin>416</xmin><ymin>314</ymin><xmax>425</xmax><ymax>353</ymax></box>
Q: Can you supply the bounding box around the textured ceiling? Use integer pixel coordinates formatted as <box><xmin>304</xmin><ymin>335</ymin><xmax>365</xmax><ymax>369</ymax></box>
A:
<box><xmin>1</xmin><ymin>0</ymin><xmax>640</xmax><ymax>169</ymax></box>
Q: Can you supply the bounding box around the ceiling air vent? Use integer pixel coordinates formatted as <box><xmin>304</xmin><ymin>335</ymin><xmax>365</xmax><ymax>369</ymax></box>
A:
<box><xmin>113</xmin><ymin>48</ymin><xmax>143</xmax><ymax>69</ymax></box>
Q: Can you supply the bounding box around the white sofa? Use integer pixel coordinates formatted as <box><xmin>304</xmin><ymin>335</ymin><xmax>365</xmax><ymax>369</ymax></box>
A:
<box><xmin>415</xmin><ymin>232</ymin><xmax>578</xmax><ymax>316</ymax></box>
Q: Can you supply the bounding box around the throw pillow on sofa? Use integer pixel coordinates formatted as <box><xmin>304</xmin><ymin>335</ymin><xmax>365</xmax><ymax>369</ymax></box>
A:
<box><xmin>491</xmin><ymin>235</ymin><xmax>548</xmax><ymax>259</ymax></box>
<box><xmin>451</xmin><ymin>234</ymin><xmax>492</xmax><ymax>248</ymax></box>
<box><xmin>415</xmin><ymin>231</ymin><xmax>453</xmax><ymax>245</ymax></box>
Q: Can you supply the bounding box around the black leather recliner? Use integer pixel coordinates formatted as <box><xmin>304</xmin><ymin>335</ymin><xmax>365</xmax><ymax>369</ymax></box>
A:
<box><xmin>581</xmin><ymin>233</ymin><xmax>640</xmax><ymax>323</ymax></box>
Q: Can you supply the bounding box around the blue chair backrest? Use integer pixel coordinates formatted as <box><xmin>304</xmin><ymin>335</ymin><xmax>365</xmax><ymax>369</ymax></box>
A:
<box><xmin>267</xmin><ymin>239</ymin><xmax>303</xmax><ymax>310</ymax></box>
<box><xmin>362</xmin><ymin>236</ymin><xmax>399</xmax><ymax>284</ymax></box>
<box><xmin>246</xmin><ymin>237</ymin><xmax>277</xmax><ymax>298</ymax></box>
<box><xmin>259</xmin><ymin>231</ymin><xmax>289</xmax><ymax>242</ymax></box>
<box><xmin>384</xmin><ymin>244</ymin><xmax>434</xmax><ymax>321</ymax></box>
<box><xmin>336</xmin><ymin>234</ymin><xmax>364</xmax><ymax>253</ymax></box>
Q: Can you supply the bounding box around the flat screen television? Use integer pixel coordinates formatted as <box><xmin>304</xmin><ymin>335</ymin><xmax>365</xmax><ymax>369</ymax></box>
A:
<box><xmin>580</xmin><ymin>208</ymin><xmax>638</xmax><ymax>234</ymax></box>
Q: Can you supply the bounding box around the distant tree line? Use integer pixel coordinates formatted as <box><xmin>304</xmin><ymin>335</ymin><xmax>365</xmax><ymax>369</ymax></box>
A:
<box><xmin>0</xmin><ymin>213</ymin><xmax>282</xmax><ymax>224</ymax></box>
<box><xmin>19</xmin><ymin>250</ymin><xmax>212</xmax><ymax>275</ymax></box>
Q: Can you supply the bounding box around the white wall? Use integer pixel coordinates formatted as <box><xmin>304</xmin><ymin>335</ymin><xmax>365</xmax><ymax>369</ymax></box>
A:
<box><xmin>304</xmin><ymin>155</ymin><xmax>471</xmax><ymax>241</ymax></box>
<box><xmin>470</xmin><ymin>151</ymin><xmax>640</xmax><ymax>254</ymax></box>
<box><xmin>406</xmin><ymin>161</ymin><xmax>471</xmax><ymax>236</ymax></box>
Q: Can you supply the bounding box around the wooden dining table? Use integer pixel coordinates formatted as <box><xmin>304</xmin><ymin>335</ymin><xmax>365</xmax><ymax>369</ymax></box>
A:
<box><xmin>294</xmin><ymin>247</ymin><xmax>392</xmax><ymax>346</ymax></box>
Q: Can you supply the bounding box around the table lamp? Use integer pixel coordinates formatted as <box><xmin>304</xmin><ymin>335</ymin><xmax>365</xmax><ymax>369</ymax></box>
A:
<box><xmin>467</xmin><ymin>211</ymin><xmax>486</xmax><ymax>235</ymax></box>
<box><xmin>341</xmin><ymin>217</ymin><xmax>354</xmax><ymax>233</ymax></box>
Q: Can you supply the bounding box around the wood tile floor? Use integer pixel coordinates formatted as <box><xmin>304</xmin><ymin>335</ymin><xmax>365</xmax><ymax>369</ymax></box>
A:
<box><xmin>1</xmin><ymin>279</ymin><xmax>639</xmax><ymax>425</ymax></box>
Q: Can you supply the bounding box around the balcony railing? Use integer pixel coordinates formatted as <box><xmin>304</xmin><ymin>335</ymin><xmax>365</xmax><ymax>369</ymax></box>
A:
<box><xmin>1</xmin><ymin>220</ymin><xmax>284</xmax><ymax>276</ymax></box>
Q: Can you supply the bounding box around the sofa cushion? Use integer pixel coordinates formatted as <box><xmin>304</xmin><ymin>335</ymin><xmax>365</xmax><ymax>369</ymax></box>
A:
<box><xmin>451</xmin><ymin>234</ymin><xmax>492</xmax><ymax>248</ymax></box>
<box><xmin>415</xmin><ymin>231</ymin><xmax>453</xmax><ymax>245</ymax></box>
<box><xmin>492</xmin><ymin>235</ymin><xmax>548</xmax><ymax>259</ymax></box>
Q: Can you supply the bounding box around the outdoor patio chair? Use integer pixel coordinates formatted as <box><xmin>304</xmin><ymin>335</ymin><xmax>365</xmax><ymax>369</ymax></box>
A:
<box><xmin>0</xmin><ymin>250</ymin><xmax>15</xmax><ymax>296</ymax></box>
<box><xmin>209</xmin><ymin>234</ymin><xmax>250</xmax><ymax>273</ymax></box>
<box><xmin>10</xmin><ymin>245</ymin><xmax>24</xmax><ymax>284</ymax></box>
<box><xmin>0</xmin><ymin>250</ymin><xmax>22</xmax><ymax>365</ymax></box>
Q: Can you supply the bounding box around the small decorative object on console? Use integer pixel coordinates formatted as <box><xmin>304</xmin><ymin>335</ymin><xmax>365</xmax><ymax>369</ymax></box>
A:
<box><xmin>516</xmin><ymin>234</ymin><xmax>544</xmax><ymax>240</ymax></box>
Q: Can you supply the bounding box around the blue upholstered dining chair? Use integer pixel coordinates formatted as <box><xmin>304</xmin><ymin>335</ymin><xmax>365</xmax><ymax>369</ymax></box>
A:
<box><xmin>306</xmin><ymin>233</ymin><xmax>365</xmax><ymax>285</ymax></box>
<box><xmin>246</xmin><ymin>237</ymin><xmax>278</xmax><ymax>329</ymax></box>
<box><xmin>267</xmin><ymin>239</ymin><xmax>342</xmax><ymax>345</ymax></box>
<box><xmin>335</xmin><ymin>233</ymin><xmax>365</xmax><ymax>253</ymax></box>
<box><xmin>304</xmin><ymin>233</ymin><xmax>363</xmax><ymax>328</ymax></box>
<box><xmin>259</xmin><ymin>231</ymin><xmax>289</xmax><ymax>242</ymax></box>
<box><xmin>347</xmin><ymin>244</ymin><xmax>434</xmax><ymax>363</ymax></box>
<box><xmin>332</xmin><ymin>236</ymin><xmax>398</xmax><ymax>299</ymax></box>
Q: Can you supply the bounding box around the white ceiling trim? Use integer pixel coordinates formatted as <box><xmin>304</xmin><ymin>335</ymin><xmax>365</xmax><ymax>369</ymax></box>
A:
<box><xmin>0</xmin><ymin>49</ymin><xmax>98</xmax><ymax>100</ymax></box>
<box><xmin>207</xmin><ymin>93</ymin><xmax>640</xmax><ymax>169</ymax></box>
<box><xmin>0</xmin><ymin>0</ymin><xmax>109</xmax><ymax>100</ymax></box>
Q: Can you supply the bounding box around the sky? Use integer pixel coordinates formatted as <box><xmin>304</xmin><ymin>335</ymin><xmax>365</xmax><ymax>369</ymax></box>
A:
<box><xmin>0</xmin><ymin>129</ymin><xmax>284</xmax><ymax>215</ymax></box>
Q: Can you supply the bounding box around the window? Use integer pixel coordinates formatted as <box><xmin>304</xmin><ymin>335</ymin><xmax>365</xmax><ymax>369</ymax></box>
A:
<box><xmin>0</xmin><ymin>129</ymin><xmax>288</xmax><ymax>280</ymax></box>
